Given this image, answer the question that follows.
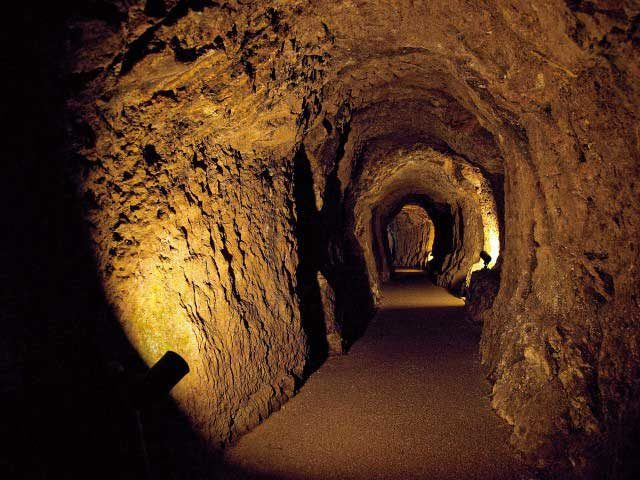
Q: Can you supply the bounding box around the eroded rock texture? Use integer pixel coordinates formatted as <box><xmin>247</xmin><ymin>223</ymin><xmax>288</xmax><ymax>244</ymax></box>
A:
<box><xmin>347</xmin><ymin>145</ymin><xmax>498</xmax><ymax>296</ymax></box>
<box><xmin>65</xmin><ymin>0</ymin><xmax>640</xmax><ymax>477</ymax></box>
<box><xmin>387</xmin><ymin>205</ymin><xmax>434</xmax><ymax>270</ymax></box>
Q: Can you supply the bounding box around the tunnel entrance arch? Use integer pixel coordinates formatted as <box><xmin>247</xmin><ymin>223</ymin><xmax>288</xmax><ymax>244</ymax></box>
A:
<box><xmin>373</xmin><ymin>194</ymin><xmax>458</xmax><ymax>285</ymax></box>
<box><xmin>386</xmin><ymin>204</ymin><xmax>435</xmax><ymax>271</ymax></box>
<box><xmin>348</xmin><ymin>147</ymin><xmax>501</xmax><ymax>302</ymax></box>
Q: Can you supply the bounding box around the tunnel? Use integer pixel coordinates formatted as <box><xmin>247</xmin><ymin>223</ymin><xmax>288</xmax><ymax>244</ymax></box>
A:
<box><xmin>5</xmin><ymin>1</ymin><xmax>640</xmax><ymax>480</ymax></box>
<box><xmin>385</xmin><ymin>203</ymin><xmax>436</xmax><ymax>272</ymax></box>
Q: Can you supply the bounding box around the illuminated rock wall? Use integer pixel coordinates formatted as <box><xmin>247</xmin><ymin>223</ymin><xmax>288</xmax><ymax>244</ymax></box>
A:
<box><xmin>66</xmin><ymin>3</ymin><xmax>314</xmax><ymax>443</ymax></box>
<box><xmin>65</xmin><ymin>1</ymin><xmax>640</xmax><ymax>476</ymax></box>
<box><xmin>387</xmin><ymin>205</ymin><xmax>434</xmax><ymax>270</ymax></box>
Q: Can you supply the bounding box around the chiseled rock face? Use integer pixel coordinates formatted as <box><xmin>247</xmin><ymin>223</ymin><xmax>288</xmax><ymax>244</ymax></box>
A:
<box><xmin>66</xmin><ymin>0</ymin><xmax>640</xmax><ymax>476</ymax></box>
<box><xmin>387</xmin><ymin>205</ymin><xmax>434</xmax><ymax>270</ymax></box>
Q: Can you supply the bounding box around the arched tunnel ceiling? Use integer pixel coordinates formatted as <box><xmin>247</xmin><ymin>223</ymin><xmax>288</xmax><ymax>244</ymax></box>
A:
<box><xmin>349</xmin><ymin>145</ymin><xmax>498</xmax><ymax>294</ymax></box>
<box><xmin>303</xmin><ymin>93</ymin><xmax>505</xmax><ymax>200</ymax></box>
<box><xmin>300</xmin><ymin>84</ymin><xmax>506</xmax><ymax>217</ymax></box>
<box><xmin>65</xmin><ymin>1</ymin><xmax>640</xmax><ymax>476</ymax></box>
<box><xmin>71</xmin><ymin>0</ymin><xmax>583</xmax><ymax>170</ymax></box>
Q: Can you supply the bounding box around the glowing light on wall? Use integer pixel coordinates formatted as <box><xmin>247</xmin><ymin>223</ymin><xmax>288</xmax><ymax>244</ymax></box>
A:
<box><xmin>116</xmin><ymin>255</ymin><xmax>203</xmax><ymax>405</ymax></box>
<box><xmin>466</xmin><ymin>224</ymin><xmax>500</xmax><ymax>284</ymax></box>
<box><xmin>485</xmin><ymin>223</ymin><xmax>500</xmax><ymax>269</ymax></box>
<box><xmin>463</xmin><ymin>166</ymin><xmax>500</xmax><ymax>286</ymax></box>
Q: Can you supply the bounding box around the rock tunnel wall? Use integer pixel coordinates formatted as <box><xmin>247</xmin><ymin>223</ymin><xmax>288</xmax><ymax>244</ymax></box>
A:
<box><xmin>387</xmin><ymin>205</ymin><xmax>435</xmax><ymax>270</ymax></box>
<box><xmin>347</xmin><ymin>145</ymin><xmax>496</xmax><ymax>296</ymax></box>
<box><xmin>65</xmin><ymin>0</ymin><xmax>640</xmax><ymax>477</ymax></box>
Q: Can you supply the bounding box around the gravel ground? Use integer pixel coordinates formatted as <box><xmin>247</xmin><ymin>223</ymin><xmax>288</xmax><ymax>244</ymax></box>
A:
<box><xmin>222</xmin><ymin>272</ymin><xmax>534</xmax><ymax>480</ymax></box>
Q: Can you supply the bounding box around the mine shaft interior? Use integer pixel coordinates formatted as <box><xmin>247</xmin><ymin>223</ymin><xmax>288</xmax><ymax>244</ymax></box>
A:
<box><xmin>386</xmin><ymin>204</ymin><xmax>436</xmax><ymax>272</ymax></box>
<box><xmin>5</xmin><ymin>1</ymin><xmax>640</xmax><ymax>480</ymax></box>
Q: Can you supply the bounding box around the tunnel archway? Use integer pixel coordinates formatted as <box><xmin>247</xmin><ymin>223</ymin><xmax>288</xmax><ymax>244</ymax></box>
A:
<box><xmin>385</xmin><ymin>204</ymin><xmax>435</xmax><ymax>272</ymax></box>
<box><xmin>60</xmin><ymin>2</ymin><xmax>640</xmax><ymax>478</ymax></box>
<box><xmin>343</xmin><ymin>145</ymin><xmax>501</xmax><ymax>303</ymax></box>
<box><xmin>374</xmin><ymin>194</ymin><xmax>456</xmax><ymax>284</ymax></box>
<box><xmin>381</xmin><ymin>197</ymin><xmax>456</xmax><ymax>281</ymax></box>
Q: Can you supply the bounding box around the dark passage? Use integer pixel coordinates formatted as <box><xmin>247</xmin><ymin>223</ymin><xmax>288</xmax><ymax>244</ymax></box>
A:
<box><xmin>222</xmin><ymin>271</ymin><xmax>531</xmax><ymax>480</ymax></box>
<box><xmin>293</xmin><ymin>146</ymin><xmax>329</xmax><ymax>372</ymax></box>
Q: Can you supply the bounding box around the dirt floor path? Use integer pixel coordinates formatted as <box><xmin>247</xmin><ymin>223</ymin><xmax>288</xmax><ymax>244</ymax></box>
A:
<box><xmin>222</xmin><ymin>271</ymin><xmax>532</xmax><ymax>480</ymax></box>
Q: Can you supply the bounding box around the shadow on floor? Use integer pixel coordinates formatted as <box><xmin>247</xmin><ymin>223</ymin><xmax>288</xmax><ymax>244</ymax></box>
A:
<box><xmin>220</xmin><ymin>275</ymin><xmax>534</xmax><ymax>480</ymax></box>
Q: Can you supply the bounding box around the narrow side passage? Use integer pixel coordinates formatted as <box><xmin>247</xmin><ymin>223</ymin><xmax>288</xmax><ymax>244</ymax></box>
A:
<box><xmin>223</xmin><ymin>272</ymin><xmax>531</xmax><ymax>480</ymax></box>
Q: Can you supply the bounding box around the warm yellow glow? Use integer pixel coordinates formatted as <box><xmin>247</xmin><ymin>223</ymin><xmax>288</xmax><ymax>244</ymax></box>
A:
<box><xmin>466</xmin><ymin>222</ymin><xmax>500</xmax><ymax>286</ymax></box>
<box><xmin>388</xmin><ymin>204</ymin><xmax>435</xmax><ymax>269</ymax></box>
<box><xmin>118</xmin><ymin>257</ymin><xmax>202</xmax><ymax>404</ymax></box>
<box><xmin>466</xmin><ymin>260</ymin><xmax>485</xmax><ymax>285</ymax></box>
<box><xmin>128</xmin><ymin>276</ymin><xmax>198</xmax><ymax>364</ymax></box>
<box><xmin>394</xmin><ymin>267</ymin><xmax>424</xmax><ymax>273</ymax></box>
<box><xmin>383</xmin><ymin>275</ymin><xmax>465</xmax><ymax>308</ymax></box>
<box><xmin>485</xmin><ymin>224</ymin><xmax>500</xmax><ymax>269</ymax></box>
<box><xmin>461</xmin><ymin>164</ymin><xmax>500</xmax><ymax>286</ymax></box>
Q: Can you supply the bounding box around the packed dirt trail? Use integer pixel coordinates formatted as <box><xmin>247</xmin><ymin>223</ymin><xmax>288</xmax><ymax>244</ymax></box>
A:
<box><xmin>222</xmin><ymin>271</ymin><xmax>532</xmax><ymax>480</ymax></box>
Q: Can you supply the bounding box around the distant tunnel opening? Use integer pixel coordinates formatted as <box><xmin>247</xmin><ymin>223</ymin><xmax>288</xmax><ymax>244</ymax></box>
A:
<box><xmin>346</xmin><ymin>146</ymin><xmax>502</xmax><ymax>308</ymax></box>
<box><xmin>374</xmin><ymin>195</ymin><xmax>459</xmax><ymax>285</ymax></box>
<box><xmin>386</xmin><ymin>204</ymin><xmax>435</xmax><ymax>271</ymax></box>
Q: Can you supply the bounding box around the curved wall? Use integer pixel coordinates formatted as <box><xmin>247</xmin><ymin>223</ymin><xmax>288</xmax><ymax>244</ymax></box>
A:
<box><xmin>65</xmin><ymin>1</ymin><xmax>640</xmax><ymax>476</ymax></box>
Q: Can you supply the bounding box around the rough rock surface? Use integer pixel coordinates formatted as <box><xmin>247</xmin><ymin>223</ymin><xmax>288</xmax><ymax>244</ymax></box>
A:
<box><xmin>387</xmin><ymin>204</ymin><xmax>434</xmax><ymax>270</ymax></box>
<box><xmin>63</xmin><ymin>0</ymin><xmax>640</xmax><ymax>477</ymax></box>
<box><xmin>466</xmin><ymin>265</ymin><xmax>502</xmax><ymax>325</ymax></box>
<box><xmin>347</xmin><ymin>145</ymin><xmax>498</xmax><ymax>296</ymax></box>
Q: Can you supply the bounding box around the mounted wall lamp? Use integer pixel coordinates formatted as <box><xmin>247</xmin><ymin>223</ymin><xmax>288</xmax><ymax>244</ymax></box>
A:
<box><xmin>131</xmin><ymin>351</ymin><xmax>190</xmax><ymax>408</ymax></box>
<box><xmin>110</xmin><ymin>351</ymin><xmax>190</xmax><ymax>480</ymax></box>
